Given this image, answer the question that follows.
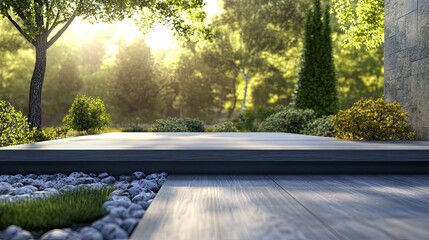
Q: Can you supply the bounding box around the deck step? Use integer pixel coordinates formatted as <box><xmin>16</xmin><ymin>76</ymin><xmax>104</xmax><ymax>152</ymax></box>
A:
<box><xmin>1</xmin><ymin>133</ymin><xmax>429</xmax><ymax>175</ymax></box>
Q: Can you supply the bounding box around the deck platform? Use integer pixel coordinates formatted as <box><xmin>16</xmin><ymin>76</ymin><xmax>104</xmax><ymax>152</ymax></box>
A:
<box><xmin>1</xmin><ymin>132</ymin><xmax>429</xmax><ymax>175</ymax></box>
<box><xmin>132</xmin><ymin>175</ymin><xmax>429</xmax><ymax>240</ymax></box>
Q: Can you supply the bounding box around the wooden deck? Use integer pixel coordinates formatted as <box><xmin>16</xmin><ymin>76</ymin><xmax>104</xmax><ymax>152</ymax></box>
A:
<box><xmin>2</xmin><ymin>133</ymin><xmax>429</xmax><ymax>238</ymax></box>
<box><xmin>1</xmin><ymin>133</ymin><xmax>429</xmax><ymax>175</ymax></box>
<box><xmin>132</xmin><ymin>175</ymin><xmax>429</xmax><ymax>240</ymax></box>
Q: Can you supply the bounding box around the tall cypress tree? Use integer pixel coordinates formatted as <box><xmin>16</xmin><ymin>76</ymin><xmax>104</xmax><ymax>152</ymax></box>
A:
<box><xmin>294</xmin><ymin>0</ymin><xmax>338</xmax><ymax>117</ymax></box>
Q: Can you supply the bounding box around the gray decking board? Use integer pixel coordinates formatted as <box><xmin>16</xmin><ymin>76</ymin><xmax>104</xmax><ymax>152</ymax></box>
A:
<box><xmin>1</xmin><ymin>133</ymin><xmax>429</xmax><ymax>175</ymax></box>
<box><xmin>133</xmin><ymin>175</ymin><xmax>429</xmax><ymax>240</ymax></box>
<box><xmin>4</xmin><ymin>132</ymin><xmax>429</xmax><ymax>150</ymax></box>
<box><xmin>131</xmin><ymin>175</ymin><xmax>340</xmax><ymax>240</ymax></box>
<box><xmin>272</xmin><ymin>175</ymin><xmax>429</xmax><ymax>240</ymax></box>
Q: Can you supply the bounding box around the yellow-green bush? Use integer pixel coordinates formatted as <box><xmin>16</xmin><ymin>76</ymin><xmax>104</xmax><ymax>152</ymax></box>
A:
<box><xmin>333</xmin><ymin>97</ymin><xmax>416</xmax><ymax>140</ymax></box>
<box><xmin>0</xmin><ymin>100</ymin><xmax>36</xmax><ymax>147</ymax></box>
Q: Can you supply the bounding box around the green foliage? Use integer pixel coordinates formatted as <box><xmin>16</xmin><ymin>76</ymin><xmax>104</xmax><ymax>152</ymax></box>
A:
<box><xmin>0</xmin><ymin>100</ymin><xmax>35</xmax><ymax>147</ymax></box>
<box><xmin>151</xmin><ymin>118</ymin><xmax>205</xmax><ymax>132</ymax></box>
<box><xmin>43</xmin><ymin>49</ymin><xmax>83</xmax><ymax>126</ymax></box>
<box><xmin>233</xmin><ymin>106</ymin><xmax>286</xmax><ymax>132</ymax></box>
<box><xmin>151</xmin><ymin>118</ymin><xmax>189</xmax><ymax>132</ymax></box>
<box><xmin>334</xmin><ymin>33</ymin><xmax>384</xmax><ymax>109</ymax></box>
<box><xmin>122</xmin><ymin>126</ymin><xmax>148</xmax><ymax>132</ymax></box>
<box><xmin>213</xmin><ymin>121</ymin><xmax>238</xmax><ymax>132</ymax></box>
<box><xmin>32</xmin><ymin>127</ymin><xmax>69</xmax><ymax>142</ymax></box>
<box><xmin>258</xmin><ymin>108</ymin><xmax>315</xmax><ymax>133</ymax></box>
<box><xmin>63</xmin><ymin>96</ymin><xmax>110</xmax><ymax>134</ymax></box>
<box><xmin>111</xmin><ymin>41</ymin><xmax>159</xmax><ymax>123</ymax></box>
<box><xmin>0</xmin><ymin>2</ymin><xmax>386</xmax><ymax>126</ymax></box>
<box><xmin>333</xmin><ymin>97</ymin><xmax>416</xmax><ymax>140</ymax></box>
<box><xmin>182</xmin><ymin>118</ymin><xmax>205</xmax><ymax>132</ymax></box>
<box><xmin>0</xmin><ymin>0</ymin><xmax>211</xmax><ymax>43</ymax></box>
<box><xmin>0</xmin><ymin>0</ymin><xmax>210</xmax><ymax>129</ymax></box>
<box><xmin>172</xmin><ymin>52</ymin><xmax>216</xmax><ymax>121</ymax></box>
<box><xmin>295</xmin><ymin>0</ymin><xmax>339</xmax><ymax>117</ymax></box>
<box><xmin>331</xmin><ymin>0</ymin><xmax>384</xmax><ymax>49</ymax></box>
<box><xmin>302</xmin><ymin>115</ymin><xmax>335</xmax><ymax>137</ymax></box>
<box><xmin>46</xmin><ymin>127</ymin><xmax>69</xmax><ymax>139</ymax></box>
<box><xmin>0</xmin><ymin>187</ymin><xmax>113</xmax><ymax>230</ymax></box>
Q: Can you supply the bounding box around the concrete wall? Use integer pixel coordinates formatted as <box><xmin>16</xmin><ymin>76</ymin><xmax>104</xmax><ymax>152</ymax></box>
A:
<box><xmin>385</xmin><ymin>0</ymin><xmax>429</xmax><ymax>140</ymax></box>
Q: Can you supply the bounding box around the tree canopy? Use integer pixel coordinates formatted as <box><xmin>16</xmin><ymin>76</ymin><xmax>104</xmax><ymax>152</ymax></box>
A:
<box><xmin>331</xmin><ymin>0</ymin><xmax>384</xmax><ymax>49</ymax></box>
<box><xmin>0</xmin><ymin>0</ymin><xmax>210</xmax><ymax>46</ymax></box>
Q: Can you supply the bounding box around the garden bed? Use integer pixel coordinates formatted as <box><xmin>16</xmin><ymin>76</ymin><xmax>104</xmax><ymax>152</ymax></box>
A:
<box><xmin>0</xmin><ymin>171</ymin><xmax>166</xmax><ymax>240</ymax></box>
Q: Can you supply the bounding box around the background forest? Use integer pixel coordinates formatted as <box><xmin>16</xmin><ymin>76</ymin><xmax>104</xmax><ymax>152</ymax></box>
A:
<box><xmin>0</xmin><ymin>0</ymin><xmax>384</xmax><ymax>127</ymax></box>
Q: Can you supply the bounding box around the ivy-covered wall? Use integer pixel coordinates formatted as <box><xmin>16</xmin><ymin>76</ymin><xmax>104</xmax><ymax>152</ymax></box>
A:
<box><xmin>385</xmin><ymin>0</ymin><xmax>429</xmax><ymax>140</ymax></box>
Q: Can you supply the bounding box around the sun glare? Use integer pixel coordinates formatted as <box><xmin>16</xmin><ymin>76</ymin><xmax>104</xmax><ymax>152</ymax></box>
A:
<box><xmin>145</xmin><ymin>25</ymin><xmax>178</xmax><ymax>51</ymax></box>
<box><xmin>65</xmin><ymin>0</ymin><xmax>223</xmax><ymax>52</ymax></box>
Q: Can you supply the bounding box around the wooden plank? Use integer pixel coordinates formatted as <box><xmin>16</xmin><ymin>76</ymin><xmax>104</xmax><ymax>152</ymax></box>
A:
<box><xmin>3</xmin><ymin>132</ymin><xmax>429</xmax><ymax>150</ymax></box>
<box><xmin>380</xmin><ymin>175</ymin><xmax>429</xmax><ymax>194</ymax></box>
<box><xmin>131</xmin><ymin>175</ymin><xmax>340</xmax><ymax>240</ymax></box>
<box><xmin>272</xmin><ymin>175</ymin><xmax>429</xmax><ymax>240</ymax></box>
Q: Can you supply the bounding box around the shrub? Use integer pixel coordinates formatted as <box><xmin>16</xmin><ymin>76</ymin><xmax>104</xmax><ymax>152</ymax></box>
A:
<box><xmin>151</xmin><ymin>118</ymin><xmax>205</xmax><ymax>132</ymax></box>
<box><xmin>333</xmin><ymin>97</ymin><xmax>416</xmax><ymax>140</ymax></box>
<box><xmin>213</xmin><ymin>121</ymin><xmax>238</xmax><ymax>132</ymax></box>
<box><xmin>0</xmin><ymin>100</ymin><xmax>36</xmax><ymax>147</ymax></box>
<box><xmin>63</xmin><ymin>96</ymin><xmax>110</xmax><ymax>134</ymax></box>
<box><xmin>233</xmin><ymin>106</ymin><xmax>286</xmax><ymax>132</ymax></box>
<box><xmin>258</xmin><ymin>108</ymin><xmax>315</xmax><ymax>133</ymax></box>
<box><xmin>31</xmin><ymin>127</ymin><xmax>69</xmax><ymax>142</ymax></box>
<box><xmin>48</xmin><ymin>127</ymin><xmax>69</xmax><ymax>139</ymax></box>
<box><xmin>151</xmin><ymin>118</ymin><xmax>188</xmax><ymax>132</ymax></box>
<box><xmin>302</xmin><ymin>115</ymin><xmax>335</xmax><ymax>137</ymax></box>
<box><xmin>182</xmin><ymin>118</ymin><xmax>205</xmax><ymax>132</ymax></box>
<box><xmin>0</xmin><ymin>187</ymin><xmax>113</xmax><ymax>230</ymax></box>
<box><xmin>122</xmin><ymin>126</ymin><xmax>147</xmax><ymax>132</ymax></box>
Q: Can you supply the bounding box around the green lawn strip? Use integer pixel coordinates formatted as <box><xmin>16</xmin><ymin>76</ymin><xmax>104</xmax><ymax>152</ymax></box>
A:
<box><xmin>0</xmin><ymin>187</ymin><xmax>114</xmax><ymax>230</ymax></box>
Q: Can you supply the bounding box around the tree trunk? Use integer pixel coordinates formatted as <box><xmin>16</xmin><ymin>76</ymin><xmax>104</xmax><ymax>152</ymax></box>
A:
<box><xmin>240</xmin><ymin>69</ymin><xmax>251</xmax><ymax>113</ymax></box>
<box><xmin>227</xmin><ymin>74</ymin><xmax>238</xmax><ymax>119</ymax></box>
<box><xmin>28</xmin><ymin>36</ymin><xmax>48</xmax><ymax>130</ymax></box>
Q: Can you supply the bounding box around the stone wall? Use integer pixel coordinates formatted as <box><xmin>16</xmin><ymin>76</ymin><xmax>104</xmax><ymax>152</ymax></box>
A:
<box><xmin>385</xmin><ymin>0</ymin><xmax>429</xmax><ymax>140</ymax></box>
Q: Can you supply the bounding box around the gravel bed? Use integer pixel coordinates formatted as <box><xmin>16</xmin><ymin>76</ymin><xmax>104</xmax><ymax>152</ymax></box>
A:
<box><xmin>0</xmin><ymin>171</ymin><xmax>167</xmax><ymax>240</ymax></box>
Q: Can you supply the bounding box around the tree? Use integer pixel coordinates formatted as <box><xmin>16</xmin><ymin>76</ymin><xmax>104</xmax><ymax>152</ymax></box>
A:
<box><xmin>331</xmin><ymin>0</ymin><xmax>384</xmax><ymax>49</ymax></box>
<box><xmin>0</xmin><ymin>0</ymin><xmax>210</xmax><ymax>129</ymax></box>
<box><xmin>201</xmin><ymin>31</ymin><xmax>240</xmax><ymax>119</ymax></box>
<box><xmin>0</xmin><ymin>19</ymin><xmax>30</xmax><ymax>110</ymax></box>
<box><xmin>43</xmin><ymin>46</ymin><xmax>83</xmax><ymax>126</ymax></box>
<box><xmin>173</xmin><ymin>48</ymin><xmax>215</xmax><ymax>121</ymax></box>
<box><xmin>111</xmin><ymin>41</ymin><xmax>159</xmax><ymax>124</ymax></box>
<box><xmin>294</xmin><ymin>0</ymin><xmax>339</xmax><ymax>117</ymax></box>
<box><xmin>217</xmin><ymin>0</ymin><xmax>305</xmax><ymax>112</ymax></box>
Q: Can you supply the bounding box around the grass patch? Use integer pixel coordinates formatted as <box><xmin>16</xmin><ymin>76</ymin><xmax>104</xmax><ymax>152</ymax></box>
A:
<box><xmin>0</xmin><ymin>187</ymin><xmax>114</xmax><ymax>230</ymax></box>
